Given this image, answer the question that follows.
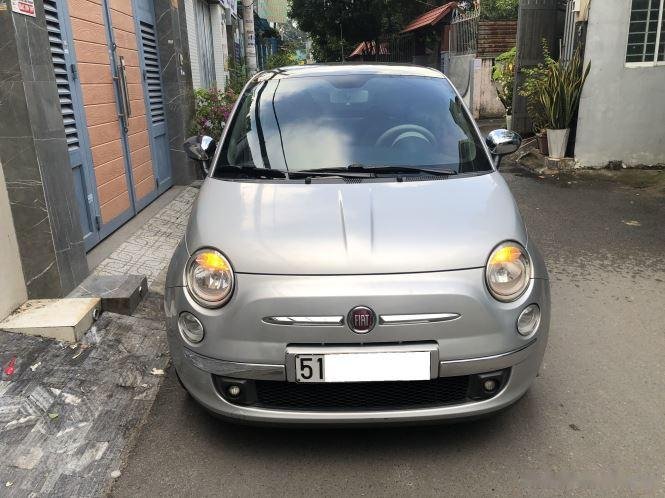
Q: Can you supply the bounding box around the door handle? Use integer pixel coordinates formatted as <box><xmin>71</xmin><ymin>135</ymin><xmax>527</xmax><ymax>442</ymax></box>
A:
<box><xmin>114</xmin><ymin>54</ymin><xmax>132</xmax><ymax>131</ymax></box>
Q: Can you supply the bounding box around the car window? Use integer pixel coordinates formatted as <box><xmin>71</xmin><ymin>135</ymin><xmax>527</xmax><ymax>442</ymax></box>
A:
<box><xmin>214</xmin><ymin>74</ymin><xmax>492</xmax><ymax>176</ymax></box>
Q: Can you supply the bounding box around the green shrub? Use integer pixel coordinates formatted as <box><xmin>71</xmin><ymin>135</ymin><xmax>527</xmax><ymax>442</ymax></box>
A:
<box><xmin>519</xmin><ymin>42</ymin><xmax>555</xmax><ymax>133</ymax></box>
<box><xmin>492</xmin><ymin>47</ymin><xmax>516</xmax><ymax>114</ymax></box>
<box><xmin>481</xmin><ymin>0</ymin><xmax>519</xmax><ymax>20</ymax></box>
<box><xmin>266</xmin><ymin>49</ymin><xmax>298</xmax><ymax>70</ymax></box>
<box><xmin>227</xmin><ymin>59</ymin><xmax>250</xmax><ymax>95</ymax></box>
<box><xmin>190</xmin><ymin>87</ymin><xmax>238</xmax><ymax>139</ymax></box>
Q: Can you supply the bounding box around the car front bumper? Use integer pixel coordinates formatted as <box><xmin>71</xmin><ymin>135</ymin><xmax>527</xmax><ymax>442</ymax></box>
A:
<box><xmin>169</xmin><ymin>336</ymin><xmax>546</xmax><ymax>425</ymax></box>
<box><xmin>165</xmin><ymin>241</ymin><xmax>549</xmax><ymax>425</ymax></box>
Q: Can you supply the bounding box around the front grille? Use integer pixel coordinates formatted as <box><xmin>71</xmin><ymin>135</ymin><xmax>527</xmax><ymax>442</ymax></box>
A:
<box><xmin>253</xmin><ymin>377</ymin><xmax>470</xmax><ymax>411</ymax></box>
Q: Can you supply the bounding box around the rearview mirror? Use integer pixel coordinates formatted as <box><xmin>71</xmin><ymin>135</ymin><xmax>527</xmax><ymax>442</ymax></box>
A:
<box><xmin>486</xmin><ymin>129</ymin><xmax>521</xmax><ymax>167</ymax></box>
<box><xmin>184</xmin><ymin>135</ymin><xmax>217</xmax><ymax>162</ymax></box>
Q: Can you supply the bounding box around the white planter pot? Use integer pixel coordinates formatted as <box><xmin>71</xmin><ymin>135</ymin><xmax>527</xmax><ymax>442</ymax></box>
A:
<box><xmin>505</xmin><ymin>114</ymin><xmax>512</xmax><ymax>131</ymax></box>
<box><xmin>546</xmin><ymin>128</ymin><xmax>570</xmax><ymax>159</ymax></box>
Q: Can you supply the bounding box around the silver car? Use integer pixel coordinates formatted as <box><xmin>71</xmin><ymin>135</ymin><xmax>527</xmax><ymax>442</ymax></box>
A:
<box><xmin>166</xmin><ymin>64</ymin><xmax>549</xmax><ymax>425</ymax></box>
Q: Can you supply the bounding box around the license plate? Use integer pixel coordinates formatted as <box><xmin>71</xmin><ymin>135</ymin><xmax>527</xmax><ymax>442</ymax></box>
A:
<box><xmin>294</xmin><ymin>351</ymin><xmax>431</xmax><ymax>383</ymax></box>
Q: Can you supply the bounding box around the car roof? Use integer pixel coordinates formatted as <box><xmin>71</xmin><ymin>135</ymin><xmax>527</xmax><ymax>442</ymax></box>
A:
<box><xmin>255</xmin><ymin>63</ymin><xmax>447</xmax><ymax>80</ymax></box>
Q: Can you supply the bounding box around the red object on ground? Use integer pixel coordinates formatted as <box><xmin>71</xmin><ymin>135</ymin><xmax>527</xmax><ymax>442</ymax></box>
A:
<box><xmin>4</xmin><ymin>357</ymin><xmax>16</xmax><ymax>376</ymax></box>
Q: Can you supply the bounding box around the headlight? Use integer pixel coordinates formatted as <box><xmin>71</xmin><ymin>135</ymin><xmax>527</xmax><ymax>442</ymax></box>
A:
<box><xmin>186</xmin><ymin>248</ymin><xmax>234</xmax><ymax>308</ymax></box>
<box><xmin>485</xmin><ymin>242</ymin><xmax>531</xmax><ymax>302</ymax></box>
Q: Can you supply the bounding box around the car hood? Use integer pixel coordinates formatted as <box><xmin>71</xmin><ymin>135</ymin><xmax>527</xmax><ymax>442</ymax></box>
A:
<box><xmin>186</xmin><ymin>173</ymin><xmax>527</xmax><ymax>275</ymax></box>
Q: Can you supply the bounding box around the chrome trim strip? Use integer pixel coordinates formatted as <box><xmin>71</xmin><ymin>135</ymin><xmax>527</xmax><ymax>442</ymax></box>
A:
<box><xmin>285</xmin><ymin>343</ymin><xmax>439</xmax><ymax>382</ymax></box>
<box><xmin>439</xmin><ymin>339</ymin><xmax>538</xmax><ymax>377</ymax></box>
<box><xmin>183</xmin><ymin>348</ymin><xmax>285</xmax><ymax>380</ymax></box>
<box><xmin>379</xmin><ymin>313</ymin><xmax>460</xmax><ymax>325</ymax></box>
<box><xmin>262</xmin><ymin>316</ymin><xmax>345</xmax><ymax>326</ymax></box>
<box><xmin>183</xmin><ymin>340</ymin><xmax>537</xmax><ymax>383</ymax></box>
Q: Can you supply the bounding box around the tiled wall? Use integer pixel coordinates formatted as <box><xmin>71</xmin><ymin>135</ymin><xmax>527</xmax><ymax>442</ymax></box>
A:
<box><xmin>154</xmin><ymin>0</ymin><xmax>197</xmax><ymax>186</ymax></box>
<box><xmin>0</xmin><ymin>2</ymin><xmax>88</xmax><ymax>297</ymax></box>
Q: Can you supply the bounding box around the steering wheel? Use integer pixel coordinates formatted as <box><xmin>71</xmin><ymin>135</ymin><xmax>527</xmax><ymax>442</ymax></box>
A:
<box><xmin>375</xmin><ymin>124</ymin><xmax>437</xmax><ymax>148</ymax></box>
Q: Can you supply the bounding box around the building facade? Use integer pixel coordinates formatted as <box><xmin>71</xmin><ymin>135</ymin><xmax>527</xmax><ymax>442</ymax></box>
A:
<box><xmin>574</xmin><ymin>0</ymin><xmax>665</xmax><ymax>167</ymax></box>
<box><xmin>0</xmin><ymin>0</ymin><xmax>260</xmax><ymax>317</ymax></box>
<box><xmin>185</xmin><ymin>0</ymin><xmax>236</xmax><ymax>90</ymax></box>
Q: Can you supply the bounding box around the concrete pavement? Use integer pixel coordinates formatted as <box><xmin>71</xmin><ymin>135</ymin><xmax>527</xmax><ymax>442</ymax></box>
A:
<box><xmin>111</xmin><ymin>163</ymin><xmax>665</xmax><ymax>497</ymax></box>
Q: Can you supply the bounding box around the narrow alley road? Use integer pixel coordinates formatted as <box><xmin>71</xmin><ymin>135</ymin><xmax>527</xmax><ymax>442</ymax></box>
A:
<box><xmin>112</xmin><ymin>164</ymin><xmax>665</xmax><ymax>497</ymax></box>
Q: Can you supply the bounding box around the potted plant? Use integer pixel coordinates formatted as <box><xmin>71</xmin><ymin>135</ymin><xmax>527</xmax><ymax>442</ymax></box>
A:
<box><xmin>539</xmin><ymin>48</ymin><xmax>590</xmax><ymax>159</ymax></box>
<box><xmin>492</xmin><ymin>47</ymin><xmax>516</xmax><ymax>129</ymax></box>
<box><xmin>519</xmin><ymin>42</ymin><xmax>552</xmax><ymax>155</ymax></box>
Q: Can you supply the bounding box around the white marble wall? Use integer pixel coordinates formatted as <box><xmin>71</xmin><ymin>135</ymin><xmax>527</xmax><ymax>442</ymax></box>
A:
<box><xmin>0</xmin><ymin>162</ymin><xmax>27</xmax><ymax>319</ymax></box>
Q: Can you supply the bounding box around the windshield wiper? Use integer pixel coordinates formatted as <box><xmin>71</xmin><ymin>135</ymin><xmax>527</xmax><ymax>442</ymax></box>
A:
<box><xmin>215</xmin><ymin>165</ymin><xmax>369</xmax><ymax>181</ymax></box>
<box><xmin>288</xmin><ymin>170</ymin><xmax>373</xmax><ymax>179</ymax></box>
<box><xmin>216</xmin><ymin>165</ymin><xmax>288</xmax><ymax>179</ymax></box>
<box><xmin>300</xmin><ymin>164</ymin><xmax>458</xmax><ymax>177</ymax></box>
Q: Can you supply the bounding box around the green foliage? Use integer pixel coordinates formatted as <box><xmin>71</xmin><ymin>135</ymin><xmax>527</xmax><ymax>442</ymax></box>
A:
<box><xmin>518</xmin><ymin>41</ymin><xmax>555</xmax><ymax>132</ymax></box>
<box><xmin>266</xmin><ymin>49</ymin><xmax>298</xmax><ymax>69</ymax></box>
<box><xmin>480</xmin><ymin>0</ymin><xmax>519</xmax><ymax>20</ymax></box>
<box><xmin>190</xmin><ymin>87</ymin><xmax>238</xmax><ymax>139</ymax></box>
<box><xmin>227</xmin><ymin>58</ymin><xmax>250</xmax><ymax>95</ymax></box>
<box><xmin>280</xmin><ymin>21</ymin><xmax>310</xmax><ymax>58</ymax></box>
<box><xmin>535</xmin><ymin>47</ymin><xmax>591</xmax><ymax>130</ymax></box>
<box><xmin>492</xmin><ymin>47</ymin><xmax>516</xmax><ymax>114</ymax></box>
<box><xmin>261</xmin><ymin>27</ymin><xmax>280</xmax><ymax>40</ymax></box>
<box><xmin>288</xmin><ymin>0</ymin><xmax>433</xmax><ymax>62</ymax></box>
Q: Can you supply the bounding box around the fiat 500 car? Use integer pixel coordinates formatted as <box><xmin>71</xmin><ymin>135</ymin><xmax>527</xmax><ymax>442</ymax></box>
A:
<box><xmin>165</xmin><ymin>64</ymin><xmax>550</xmax><ymax>425</ymax></box>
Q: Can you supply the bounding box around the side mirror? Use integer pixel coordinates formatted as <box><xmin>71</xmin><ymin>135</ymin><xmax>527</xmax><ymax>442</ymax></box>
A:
<box><xmin>486</xmin><ymin>129</ymin><xmax>521</xmax><ymax>167</ymax></box>
<box><xmin>184</xmin><ymin>135</ymin><xmax>217</xmax><ymax>162</ymax></box>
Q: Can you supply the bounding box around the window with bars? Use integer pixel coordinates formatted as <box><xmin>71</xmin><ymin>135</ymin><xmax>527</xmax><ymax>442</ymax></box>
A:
<box><xmin>626</xmin><ymin>0</ymin><xmax>665</xmax><ymax>64</ymax></box>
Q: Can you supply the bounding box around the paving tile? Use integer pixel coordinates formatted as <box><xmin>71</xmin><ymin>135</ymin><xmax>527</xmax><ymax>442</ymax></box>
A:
<box><xmin>0</xmin><ymin>186</ymin><xmax>196</xmax><ymax>496</ymax></box>
<box><xmin>93</xmin><ymin>186</ymin><xmax>197</xmax><ymax>285</ymax></box>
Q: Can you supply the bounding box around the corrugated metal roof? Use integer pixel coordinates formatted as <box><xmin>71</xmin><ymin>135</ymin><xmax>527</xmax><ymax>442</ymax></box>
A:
<box><xmin>348</xmin><ymin>41</ymin><xmax>389</xmax><ymax>58</ymax></box>
<box><xmin>400</xmin><ymin>2</ymin><xmax>457</xmax><ymax>34</ymax></box>
<box><xmin>349</xmin><ymin>41</ymin><xmax>371</xmax><ymax>58</ymax></box>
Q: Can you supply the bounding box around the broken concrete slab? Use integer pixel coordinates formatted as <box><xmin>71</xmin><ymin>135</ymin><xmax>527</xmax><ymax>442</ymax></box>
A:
<box><xmin>0</xmin><ymin>299</ymin><xmax>100</xmax><ymax>343</ymax></box>
<box><xmin>69</xmin><ymin>274</ymin><xmax>148</xmax><ymax>316</ymax></box>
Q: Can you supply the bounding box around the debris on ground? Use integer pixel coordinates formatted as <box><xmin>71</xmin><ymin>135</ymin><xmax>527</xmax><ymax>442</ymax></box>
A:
<box><xmin>3</xmin><ymin>357</ymin><xmax>16</xmax><ymax>376</ymax></box>
<box><xmin>0</xmin><ymin>308</ymin><xmax>169</xmax><ymax>495</ymax></box>
<box><xmin>0</xmin><ymin>187</ymin><xmax>196</xmax><ymax>496</ymax></box>
<box><xmin>515</xmin><ymin>142</ymin><xmax>665</xmax><ymax>197</ymax></box>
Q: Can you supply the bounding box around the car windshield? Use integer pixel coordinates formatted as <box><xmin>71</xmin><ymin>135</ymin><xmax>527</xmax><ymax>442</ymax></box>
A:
<box><xmin>213</xmin><ymin>73</ymin><xmax>492</xmax><ymax>177</ymax></box>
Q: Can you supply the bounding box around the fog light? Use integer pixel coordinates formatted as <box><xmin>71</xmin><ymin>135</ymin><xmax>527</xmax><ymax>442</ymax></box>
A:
<box><xmin>517</xmin><ymin>304</ymin><xmax>541</xmax><ymax>336</ymax></box>
<box><xmin>227</xmin><ymin>385</ymin><xmax>241</xmax><ymax>397</ymax></box>
<box><xmin>468</xmin><ymin>370</ymin><xmax>508</xmax><ymax>400</ymax></box>
<box><xmin>178</xmin><ymin>312</ymin><xmax>204</xmax><ymax>343</ymax></box>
